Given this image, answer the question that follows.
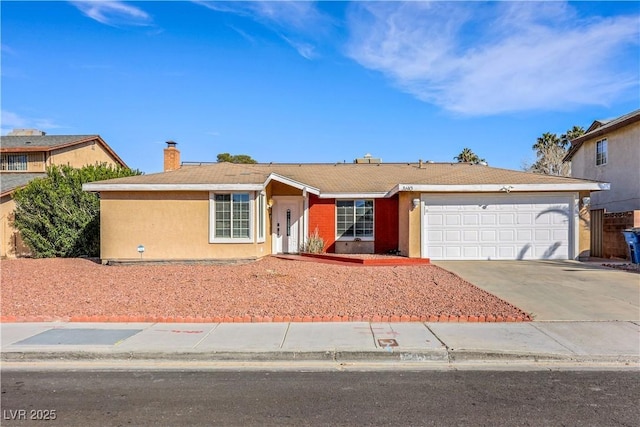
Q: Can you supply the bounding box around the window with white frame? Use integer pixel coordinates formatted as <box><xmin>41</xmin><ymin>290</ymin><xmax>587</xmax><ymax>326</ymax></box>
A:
<box><xmin>596</xmin><ymin>139</ymin><xmax>607</xmax><ymax>166</ymax></box>
<box><xmin>0</xmin><ymin>154</ymin><xmax>28</xmax><ymax>171</ymax></box>
<box><xmin>336</xmin><ymin>199</ymin><xmax>374</xmax><ymax>239</ymax></box>
<box><xmin>257</xmin><ymin>192</ymin><xmax>266</xmax><ymax>242</ymax></box>
<box><xmin>211</xmin><ymin>193</ymin><xmax>252</xmax><ymax>242</ymax></box>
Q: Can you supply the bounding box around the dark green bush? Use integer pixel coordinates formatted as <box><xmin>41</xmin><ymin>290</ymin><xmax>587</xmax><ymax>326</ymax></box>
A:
<box><xmin>13</xmin><ymin>163</ymin><xmax>141</xmax><ymax>257</ymax></box>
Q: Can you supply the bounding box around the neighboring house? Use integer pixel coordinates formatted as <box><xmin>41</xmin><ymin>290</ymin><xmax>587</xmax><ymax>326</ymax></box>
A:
<box><xmin>0</xmin><ymin>129</ymin><xmax>127</xmax><ymax>258</ymax></box>
<box><xmin>83</xmin><ymin>143</ymin><xmax>607</xmax><ymax>262</ymax></box>
<box><xmin>564</xmin><ymin>109</ymin><xmax>640</xmax><ymax>258</ymax></box>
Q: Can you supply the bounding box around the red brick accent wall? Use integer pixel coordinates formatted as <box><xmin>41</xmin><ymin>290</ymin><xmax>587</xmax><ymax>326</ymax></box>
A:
<box><xmin>375</xmin><ymin>196</ymin><xmax>399</xmax><ymax>254</ymax></box>
<box><xmin>308</xmin><ymin>195</ymin><xmax>400</xmax><ymax>254</ymax></box>
<box><xmin>603</xmin><ymin>210</ymin><xmax>640</xmax><ymax>259</ymax></box>
<box><xmin>308</xmin><ymin>194</ymin><xmax>336</xmax><ymax>253</ymax></box>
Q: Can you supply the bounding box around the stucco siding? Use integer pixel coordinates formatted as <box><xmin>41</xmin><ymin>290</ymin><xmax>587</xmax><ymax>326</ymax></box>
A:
<box><xmin>398</xmin><ymin>192</ymin><xmax>421</xmax><ymax>258</ymax></box>
<box><xmin>100</xmin><ymin>191</ymin><xmax>267</xmax><ymax>261</ymax></box>
<box><xmin>571</xmin><ymin>122</ymin><xmax>640</xmax><ymax>212</ymax></box>
<box><xmin>1</xmin><ymin>196</ymin><xmax>16</xmax><ymax>258</ymax></box>
<box><xmin>49</xmin><ymin>140</ymin><xmax>122</xmax><ymax>168</ymax></box>
<box><xmin>27</xmin><ymin>152</ymin><xmax>45</xmax><ymax>172</ymax></box>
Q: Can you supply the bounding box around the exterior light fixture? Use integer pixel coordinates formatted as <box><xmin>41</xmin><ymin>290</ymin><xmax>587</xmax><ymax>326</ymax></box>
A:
<box><xmin>137</xmin><ymin>244</ymin><xmax>145</xmax><ymax>260</ymax></box>
<box><xmin>500</xmin><ymin>185</ymin><xmax>514</xmax><ymax>193</ymax></box>
<box><xmin>412</xmin><ymin>198</ymin><xmax>420</xmax><ymax>209</ymax></box>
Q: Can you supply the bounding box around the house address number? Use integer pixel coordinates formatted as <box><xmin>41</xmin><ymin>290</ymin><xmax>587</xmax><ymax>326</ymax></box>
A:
<box><xmin>400</xmin><ymin>185</ymin><xmax>414</xmax><ymax>191</ymax></box>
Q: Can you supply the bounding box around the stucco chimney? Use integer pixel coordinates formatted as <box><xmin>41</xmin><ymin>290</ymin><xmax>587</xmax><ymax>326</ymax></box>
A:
<box><xmin>164</xmin><ymin>140</ymin><xmax>180</xmax><ymax>172</ymax></box>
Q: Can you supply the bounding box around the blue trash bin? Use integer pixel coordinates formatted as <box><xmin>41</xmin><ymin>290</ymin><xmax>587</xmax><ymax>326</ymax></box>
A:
<box><xmin>621</xmin><ymin>229</ymin><xmax>640</xmax><ymax>264</ymax></box>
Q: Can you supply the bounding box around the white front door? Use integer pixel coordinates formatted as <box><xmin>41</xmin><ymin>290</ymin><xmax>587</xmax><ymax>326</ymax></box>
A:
<box><xmin>273</xmin><ymin>199</ymin><xmax>302</xmax><ymax>254</ymax></box>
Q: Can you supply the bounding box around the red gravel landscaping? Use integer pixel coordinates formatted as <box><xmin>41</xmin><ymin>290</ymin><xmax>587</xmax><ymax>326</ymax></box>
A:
<box><xmin>0</xmin><ymin>257</ymin><xmax>531</xmax><ymax>322</ymax></box>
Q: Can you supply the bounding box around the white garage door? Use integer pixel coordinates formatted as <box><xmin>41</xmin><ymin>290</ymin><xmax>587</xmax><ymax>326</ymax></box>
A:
<box><xmin>422</xmin><ymin>194</ymin><xmax>574</xmax><ymax>260</ymax></box>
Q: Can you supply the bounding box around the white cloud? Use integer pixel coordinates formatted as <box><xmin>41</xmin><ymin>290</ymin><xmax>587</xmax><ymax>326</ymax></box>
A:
<box><xmin>194</xmin><ymin>1</ymin><xmax>330</xmax><ymax>60</ymax></box>
<box><xmin>70</xmin><ymin>1</ymin><xmax>152</xmax><ymax>26</ymax></box>
<box><xmin>345</xmin><ymin>2</ymin><xmax>640</xmax><ymax>115</ymax></box>
<box><xmin>1</xmin><ymin>110</ymin><xmax>64</xmax><ymax>135</ymax></box>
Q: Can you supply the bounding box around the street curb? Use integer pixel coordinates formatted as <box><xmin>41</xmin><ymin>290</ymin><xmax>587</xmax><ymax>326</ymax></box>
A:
<box><xmin>0</xmin><ymin>350</ymin><xmax>448</xmax><ymax>362</ymax></box>
<box><xmin>2</xmin><ymin>350</ymin><xmax>637</xmax><ymax>365</ymax></box>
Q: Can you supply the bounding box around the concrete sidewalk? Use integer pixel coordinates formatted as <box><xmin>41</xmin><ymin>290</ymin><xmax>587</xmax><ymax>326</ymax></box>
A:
<box><xmin>2</xmin><ymin>321</ymin><xmax>639</xmax><ymax>366</ymax></box>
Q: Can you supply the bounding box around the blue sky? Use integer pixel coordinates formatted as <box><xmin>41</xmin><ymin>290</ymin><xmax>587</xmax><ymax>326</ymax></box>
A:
<box><xmin>2</xmin><ymin>1</ymin><xmax>638</xmax><ymax>173</ymax></box>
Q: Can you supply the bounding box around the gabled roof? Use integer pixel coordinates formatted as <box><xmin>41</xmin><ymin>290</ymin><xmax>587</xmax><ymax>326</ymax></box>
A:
<box><xmin>83</xmin><ymin>161</ymin><xmax>608</xmax><ymax>196</ymax></box>
<box><xmin>1</xmin><ymin>173</ymin><xmax>47</xmax><ymax>197</ymax></box>
<box><xmin>0</xmin><ymin>134</ymin><xmax>127</xmax><ymax>167</ymax></box>
<box><xmin>564</xmin><ymin>109</ymin><xmax>640</xmax><ymax>161</ymax></box>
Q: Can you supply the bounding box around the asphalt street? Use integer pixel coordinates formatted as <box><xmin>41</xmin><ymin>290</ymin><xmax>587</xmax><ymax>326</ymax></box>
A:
<box><xmin>2</xmin><ymin>370</ymin><xmax>639</xmax><ymax>426</ymax></box>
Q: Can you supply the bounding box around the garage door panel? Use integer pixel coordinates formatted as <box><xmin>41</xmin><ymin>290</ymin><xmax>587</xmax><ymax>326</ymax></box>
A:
<box><xmin>498</xmin><ymin>214</ymin><xmax>515</xmax><ymax>225</ymax></box>
<box><xmin>423</xmin><ymin>194</ymin><xmax>573</xmax><ymax>260</ymax></box>
<box><xmin>445</xmin><ymin>230</ymin><xmax>461</xmax><ymax>241</ymax></box>
<box><xmin>463</xmin><ymin>246</ymin><xmax>480</xmax><ymax>258</ymax></box>
<box><xmin>481</xmin><ymin>230</ymin><xmax>497</xmax><ymax>241</ymax></box>
<box><xmin>517</xmin><ymin>230</ymin><xmax>532</xmax><ymax>240</ymax></box>
<box><xmin>427</xmin><ymin>230</ymin><xmax>444</xmax><ymax>242</ymax></box>
<box><xmin>445</xmin><ymin>215</ymin><xmax>460</xmax><ymax>225</ymax></box>
<box><xmin>481</xmin><ymin>214</ymin><xmax>497</xmax><ymax>225</ymax></box>
<box><xmin>463</xmin><ymin>214</ymin><xmax>479</xmax><ymax>225</ymax></box>
<box><xmin>517</xmin><ymin>213</ymin><xmax>533</xmax><ymax>224</ymax></box>
<box><xmin>462</xmin><ymin>230</ymin><xmax>479</xmax><ymax>242</ymax></box>
<box><xmin>480</xmin><ymin>247</ymin><xmax>497</xmax><ymax>258</ymax></box>
<box><xmin>445</xmin><ymin>247</ymin><xmax>461</xmax><ymax>258</ymax></box>
<box><xmin>535</xmin><ymin>229</ymin><xmax>551</xmax><ymax>240</ymax></box>
<box><xmin>498</xmin><ymin>229</ymin><xmax>515</xmax><ymax>241</ymax></box>
<box><xmin>498</xmin><ymin>246</ymin><xmax>516</xmax><ymax>258</ymax></box>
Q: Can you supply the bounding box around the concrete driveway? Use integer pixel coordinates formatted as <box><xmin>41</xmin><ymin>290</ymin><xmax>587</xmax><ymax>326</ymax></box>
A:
<box><xmin>433</xmin><ymin>261</ymin><xmax>640</xmax><ymax>321</ymax></box>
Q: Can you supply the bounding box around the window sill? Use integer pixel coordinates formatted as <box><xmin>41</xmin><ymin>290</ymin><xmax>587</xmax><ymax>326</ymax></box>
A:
<box><xmin>210</xmin><ymin>238</ymin><xmax>254</xmax><ymax>244</ymax></box>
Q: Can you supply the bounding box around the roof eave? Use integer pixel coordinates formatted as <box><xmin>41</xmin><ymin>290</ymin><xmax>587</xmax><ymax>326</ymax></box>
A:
<box><xmin>565</xmin><ymin>110</ymin><xmax>640</xmax><ymax>161</ymax></box>
<box><xmin>82</xmin><ymin>183</ymin><xmax>265</xmax><ymax>192</ymax></box>
<box><xmin>264</xmin><ymin>173</ymin><xmax>320</xmax><ymax>195</ymax></box>
<box><xmin>0</xmin><ymin>136</ymin><xmax>128</xmax><ymax>168</ymax></box>
<box><xmin>318</xmin><ymin>192</ymin><xmax>389</xmax><ymax>199</ymax></box>
<box><xmin>387</xmin><ymin>183</ymin><xmax>609</xmax><ymax>196</ymax></box>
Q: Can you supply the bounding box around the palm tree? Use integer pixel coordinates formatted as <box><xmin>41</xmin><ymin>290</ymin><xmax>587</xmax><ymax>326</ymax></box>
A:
<box><xmin>530</xmin><ymin>132</ymin><xmax>569</xmax><ymax>176</ymax></box>
<box><xmin>560</xmin><ymin>126</ymin><xmax>585</xmax><ymax>147</ymax></box>
<box><xmin>454</xmin><ymin>148</ymin><xmax>485</xmax><ymax>163</ymax></box>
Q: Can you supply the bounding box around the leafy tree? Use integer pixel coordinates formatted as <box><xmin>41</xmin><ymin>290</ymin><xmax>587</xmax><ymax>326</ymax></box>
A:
<box><xmin>454</xmin><ymin>148</ymin><xmax>485</xmax><ymax>163</ymax></box>
<box><xmin>12</xmin><ymin>163</ymin><xmax>141</xmax><ymax>258</ymax></box>
<box><xmin>528</xmin><ymin>126</ymin><xmax>584</xmax><ymax>176</ymax></box>
<box><xmin>217</xmin><ymin>153</ymin><xmax>257</xmax><ymax>164</ymax></box>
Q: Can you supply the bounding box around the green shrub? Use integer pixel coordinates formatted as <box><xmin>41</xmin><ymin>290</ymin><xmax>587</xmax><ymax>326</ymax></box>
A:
<box><xmin>13</xmin><ymin>163</ymin><xmax>141</xmax><ymax>258</ymax></box>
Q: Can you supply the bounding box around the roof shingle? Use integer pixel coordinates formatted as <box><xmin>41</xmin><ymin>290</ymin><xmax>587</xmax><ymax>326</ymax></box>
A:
<box><xmin>85</xmin><ymin>162</ymin><xmax>605</xmax><ymax>195</ymax></box>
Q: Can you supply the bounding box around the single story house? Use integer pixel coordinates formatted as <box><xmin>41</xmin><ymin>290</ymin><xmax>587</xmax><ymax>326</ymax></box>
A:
<box><xmin>84</xmin><ymin>143</ymin><xmax>608</xmax><ymax>262</ymax></box>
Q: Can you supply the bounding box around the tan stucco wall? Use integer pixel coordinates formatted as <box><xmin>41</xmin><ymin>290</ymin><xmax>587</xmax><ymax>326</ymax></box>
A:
<box><xmin>398</xmin><ymin>192</ymin><xmax>421</xmax><ymax>258</ymax></box>
<box><xmin>0</xmin><ymin>196</ymin><xmax>30</xmax><ymax>258</ymax></box>
<box><xmin>100</xmin><ymin>191</ymin><xmax>268</xmax><ymax>261</ymax></box>
<box><xmin>1</xmin><ymin>196</ymin><xmax>16</xmax><ymax>258</ymax></box>
<box><xmin>49</xmin><ymin>140</ymin><xmax>122</xmax><ymax>168</ymax></box>
<box><xmin>577</xmin><ymin>190</ymin><xmax>591</xmax><ymax>259</ymax></box>
<box><xmin>27</xmin><ymin>152</ymin><xmax>45</xmax><ymax>172</ymax></box>
<box><xmin>570</xmin><ymin>121</ymin><xmax>640</xmax><ymax>212</ymax></box>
